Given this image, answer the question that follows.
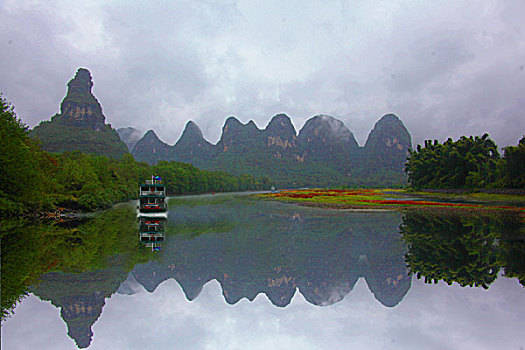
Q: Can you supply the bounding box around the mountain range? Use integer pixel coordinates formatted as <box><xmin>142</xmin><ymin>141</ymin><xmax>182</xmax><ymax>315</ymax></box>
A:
<box><xmin>29</xmin><ymin>68</ymin><xmax>412</xmax><ymax>186</ymax></box>
<box><xmin>132</xmin><ymin>112</ymin><xmax>412</xmax><ymax>186</ymax></box>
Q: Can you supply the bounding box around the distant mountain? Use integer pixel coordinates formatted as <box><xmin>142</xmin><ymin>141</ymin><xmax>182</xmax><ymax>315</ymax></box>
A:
<box><xmin>131</xmin><ymin>129</ymin><xmax>171</xmax><ymax>164</ymax></box>
<box><xmin>117</xmin><ymin>127</ymin><xmax>144</xmax><ymax>151</ymax></box>
<box><xmin>131</xmin><ymin>113</ymin><xmax>412</xmax><ymax>186</ymax></box>
<box><xmin>171</xmin><ymin>121</ymin><xmax>216</xmax><ymax>168</ymax></box>
<box><xmin>298</xmin><ymin>114</ymin><xmax>361</xmax><ymax>177</ymax></box>
<box><xmin>30</xmin><ymin>68</ymin><xmax>128</xmax><ymax>159</ymax></box>
<box><xmin>361</xmin><ymin>114</ymin><xmax>412</xmax><ymax>179</ymax></box>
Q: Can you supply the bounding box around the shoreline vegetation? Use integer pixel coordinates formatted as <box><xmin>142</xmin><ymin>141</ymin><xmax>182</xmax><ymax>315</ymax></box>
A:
<box><xmin>0</xmin><ymin>95</ymin><xmax>269</xmax><ymax>219</ymax></box>
<box><xmin>2</xmin><ymin>93</ymin><xmax>524</xmax><ymax>219</ymax></box>
<box><xmin>255</xmin><ymin>189</ymin><xmax>525</xmax><ymax>213</ymax></box>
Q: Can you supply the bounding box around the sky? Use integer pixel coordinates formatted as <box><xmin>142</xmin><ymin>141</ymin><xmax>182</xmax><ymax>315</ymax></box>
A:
<box><xmin>1</xmin><ymin>0</ymin><xmax>524</xmax><ymax>147</ymax></box>
<box><xmin>2</xmin><ymin>277</ymin><xmax>525</xmax><ymax>349</ymax></box>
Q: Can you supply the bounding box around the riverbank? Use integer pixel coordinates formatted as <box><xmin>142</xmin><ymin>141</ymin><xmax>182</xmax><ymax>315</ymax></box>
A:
<box><xmin>399</xmin><ymin>189</ymin><xmax>525</xmax><ymax>204</ymax></box>
<box><xmin>255</xmin><ymin>189</ymin><xmax>525</xmax><ymax>213</ymax></box>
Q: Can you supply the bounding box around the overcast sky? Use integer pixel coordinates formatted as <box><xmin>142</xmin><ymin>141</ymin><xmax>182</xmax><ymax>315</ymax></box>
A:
<box><xmin>1</xmin><ymin>0</ymin><xmax>524</xmax><ymax>147</ymax></box>
<box><xmin>3</xmin><ymin>277</ymin><xmax>525</xmax><ymax>349</ymax></box>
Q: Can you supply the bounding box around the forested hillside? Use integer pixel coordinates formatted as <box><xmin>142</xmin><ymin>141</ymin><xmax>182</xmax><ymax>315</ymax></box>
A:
<box><xmin>0</xmin><ymin>95</ymin><xmax>268</xmax><ymax>218</ymax></box>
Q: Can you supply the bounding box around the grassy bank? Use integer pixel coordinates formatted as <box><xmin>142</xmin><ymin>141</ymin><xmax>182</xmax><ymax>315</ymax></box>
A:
<box><xmin>255</xmin><ymin>189</ymin><xmax>525</xmax><ymax>212</ymax></box>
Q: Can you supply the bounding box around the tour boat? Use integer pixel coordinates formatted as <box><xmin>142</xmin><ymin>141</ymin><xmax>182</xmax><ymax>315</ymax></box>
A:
<box><xmin>138</xmin><ymin>176</ymin><xmax>167</xmax><ymax>213</ymax></box>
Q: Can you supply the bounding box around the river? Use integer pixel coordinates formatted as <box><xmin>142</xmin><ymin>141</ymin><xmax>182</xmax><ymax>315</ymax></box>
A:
<box><xmin>1</xmin><ymin>193</ymin><xmax>524</xmax><ymax>349</ymax></box>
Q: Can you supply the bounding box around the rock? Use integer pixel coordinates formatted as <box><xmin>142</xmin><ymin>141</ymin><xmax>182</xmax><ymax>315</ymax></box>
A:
<box><xmin>30</xmin><ymin>68</ymin><xmax>129</xmax><ymax>159</ymax></box>
<box><xmin>362</xmin><ymin>113</ymin><xmax>412</xmax><ymax>175</ymax></box>
<box><xmin>59</xmin><ymin>68</ymin><xmax>105</xmax><ymax>130</ymax></box>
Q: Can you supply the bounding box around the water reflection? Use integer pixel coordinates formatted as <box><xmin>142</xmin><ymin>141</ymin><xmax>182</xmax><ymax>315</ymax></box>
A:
<box><xmin>130</xmin><ymin>195</ymin><xmax>411</xmax><ymax>309</ymax></box>
<box><xmin>2</xmin><ymin>194</ymin><xmax>524</xmax><ymax>349</ymax></box>
<box><xmin>401</xmin><ymin>210</ymin><xmax>525</xmax><ymax>287</ymax></box>
<box><xmin>138</xmin><ymin>216</ymin><xmax>166</xmax><ymax>252</ymax></box>
<box><xmin>30</xmin><ymin>258</ymin><xmax>129</xmax><ymax>348</ymax></box>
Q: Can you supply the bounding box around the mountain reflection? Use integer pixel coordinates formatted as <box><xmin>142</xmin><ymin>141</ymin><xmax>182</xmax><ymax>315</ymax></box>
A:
<box><xmin>11</xmin><ymin>194</ymin><xmax>522</xmax><ymax>349</ymax></box>
<box><xmin>31</xmin><ymin>260</ymin><xmax>129</xmax><ymax>349</ymax></box>
<box><xmin>128</xmin><ymin>195</ymin><xmax>411</xmax><ymax>308</ymax></box>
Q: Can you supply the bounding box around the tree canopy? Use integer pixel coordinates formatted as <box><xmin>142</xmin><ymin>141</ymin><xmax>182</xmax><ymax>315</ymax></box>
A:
<box><xmin>405</xmin><ymin>134</ymin><xmax>524</xmax><ymax>189</ymax></box>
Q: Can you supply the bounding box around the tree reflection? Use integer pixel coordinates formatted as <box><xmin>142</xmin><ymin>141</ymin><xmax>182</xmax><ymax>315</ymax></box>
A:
<box><xmin>0</xmin><ymin>204</ymin><xmax>149</xmax><ymax>322</ymax></box>
<box><xmin>401</xmin><ymin>210</ymin><xmax>524</xmax><ymax>288</ymax></box>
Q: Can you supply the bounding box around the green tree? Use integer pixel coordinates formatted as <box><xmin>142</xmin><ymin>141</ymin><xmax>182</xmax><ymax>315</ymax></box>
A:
<box><xmin>501</xmin><ymin>136</ymin><xmax>525</xmax><ymax>188</ymax></box>
<box><xmin>0</xmin><ymin>95</ymin><xmax>44</xmax><ymax>216</ymax></box>
<box><xmin>405</xmin><ymin>134</ymin><xmax>501</xmax><ymax>189</ymax></box>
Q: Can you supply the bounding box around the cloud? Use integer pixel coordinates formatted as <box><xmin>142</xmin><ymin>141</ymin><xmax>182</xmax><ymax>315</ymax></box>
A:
<box><xmin>0</xmin><ymin>0</ymin><xmax>524</xmax><ymax>146</ymax></box>
<box><xmin>3</xmin><ymin>277</ymin><xmax>525</xmax><ymax>349</ymax></box>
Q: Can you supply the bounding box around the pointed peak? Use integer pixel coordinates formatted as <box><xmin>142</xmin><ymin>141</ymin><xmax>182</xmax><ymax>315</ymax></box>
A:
<box><xmin>60</xmin><ymin>68</ymin><xmax>105</xmax><ymax>129</ymax></box>
<box><xmin>182</xmin><ymin>120</ymin><xmax>204</xmax><ymax>138</ymax></box>
<box><xmin>265</xmin><ymin>113</ymin><xmax>296</xmax><ymax>136</ymax></box>
<box><xmin>224</xmin><ymin>116</ymin><xmax>241</xmax><ymax>126</ymax></box>
<box><xmin>67</xmin><ymin>68</ymin><xmax>94</xmax><ymax>95</ymax></box>
<box><xmin>376</xmin><ymin>113</ymin><xmax>401</xmax><ymax>124</ymax></box>
<box><xmin>222</xmin><ymin>116</ymin><xmax>261</xmax><ymax>135</ymax></box>
<box><xmin>246</xmin><ymin>120</ymin><xmax>259</xmax><ymax>130</ymax></box>
<box><xmin>364</xmin><ymin>113</ymin><xmax>411</xmax><ymax>153</ymax></box>
<box><xmin>143</xmin><ymin>129</ymin><xmax>160</xmax><ymax>140</ymax></box>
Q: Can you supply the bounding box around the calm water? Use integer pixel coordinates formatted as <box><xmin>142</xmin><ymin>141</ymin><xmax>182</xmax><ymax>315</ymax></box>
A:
<box><xmin>1</xmin><ymin>193</ymin><xmax>524</xmax><ymax>349</ymax></box>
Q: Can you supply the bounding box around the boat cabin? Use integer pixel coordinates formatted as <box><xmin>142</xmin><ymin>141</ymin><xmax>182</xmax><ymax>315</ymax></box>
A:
<box><xmin>139</xmin><ymin>176</ymin><xmax>167</xmax><ymax>212</ymax></box>
<box><xmin>138</xmin><ymin>196</ymin><xmax>167</xmax><ymax>212</ymax></box>
<box><xmin>140</xmin><ymin>182</ymin><xmax>166</xmax><ymax>197</ymax></box>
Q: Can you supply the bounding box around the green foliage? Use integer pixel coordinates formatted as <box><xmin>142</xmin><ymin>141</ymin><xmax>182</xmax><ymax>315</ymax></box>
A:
<box><xmin>0</xmin><ymin>205</ymin><xmax>151</xmax><ymax>321</ymax></box>
<box><xmin>501</xmin><ymin>136</ymin><xmax>525</xmax><ymax>188</ymax></box>
<box><xmin>152</xmin><ymin>160</ymin><xmax>268</xmax><ymax>194</ymax></box>
<box><xmin>401</xmin><ymin>211</ymin><xmax>524</xmax><ymax>288</ymax></box>
<box><xmin>30</xmin><ymin>117</ymin><xmax>129</xmax><ymax>159</ymax></box>
<box><xmin>405</xmin><ymin>134</ymin><xmax>504</xmax><ymax>189</ymax></box>
<box><xmin>0</xmin><ymin>96</ymin><xmax>269</xmax><ymax>218</ymax></box>
<box><xmin>0</xmin><ymin>95</ymin><xmax>46</xmax><ymax>215</ymax></box>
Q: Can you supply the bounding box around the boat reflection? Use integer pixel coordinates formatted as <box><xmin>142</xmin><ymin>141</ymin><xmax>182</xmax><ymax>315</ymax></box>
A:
<box><xmin>138</xmin><ymin>216</ymin><xmax>166</xmax><ymax>251</ymax></box>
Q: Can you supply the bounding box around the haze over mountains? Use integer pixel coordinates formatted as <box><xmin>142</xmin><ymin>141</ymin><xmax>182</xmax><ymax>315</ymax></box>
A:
<box><xmin>131</xmin><ymin>112</ymin><xmax>412</xmax><ymax>186</ymax></box>
<box><xmin>30</xmin><ymin>68</ymin><xmax>412</xmax><ymax>186</ymax></box>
